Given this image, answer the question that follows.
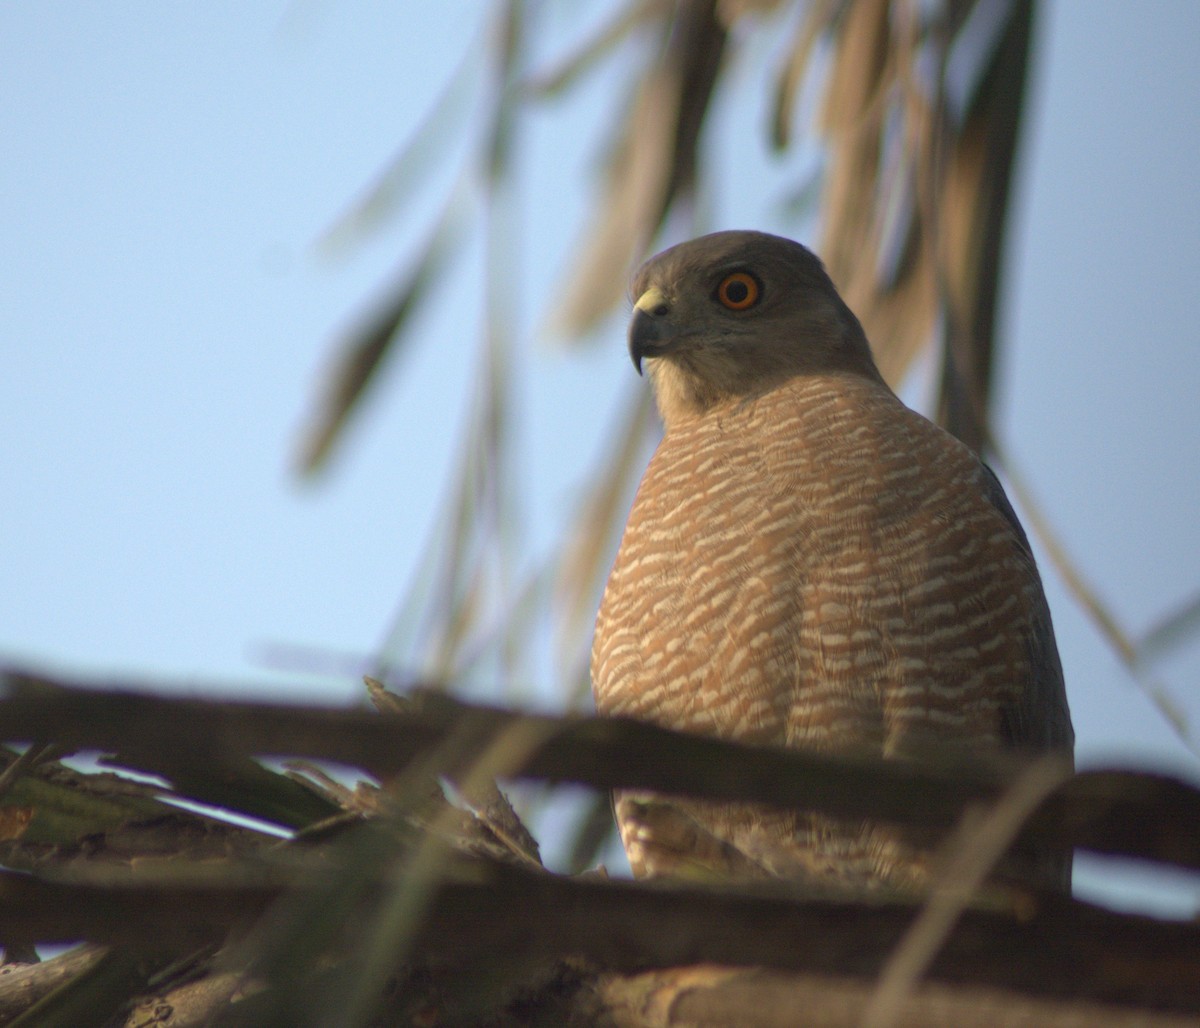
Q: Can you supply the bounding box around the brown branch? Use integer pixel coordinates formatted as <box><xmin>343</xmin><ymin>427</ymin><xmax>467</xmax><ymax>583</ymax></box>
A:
<box><xmin>1</xmin><ymin>861</ymin><xmax>1198</xmax><ymax>1017</ymax></box>
<box><xmin>425</xmin><ymin>868</ymin><xmax>1200</xmax><ymax>1014</ymax></box>
<box><xmin>0</xmin><ymin>945</ymin><xmax>106</xmax><ymax>1021</ymax></box>
<box><xmin>0</xmin><ymin>869</ymin><xmax>272</xmax><ymax>952</ymax></box>
<box><xmin>119</xmin><ymin>968</ymin><xmax>246</xmax><ymax>1028</ymax></box>
<box><xmin>590</xmin><ymin>966</ymin><xmax>1200</xmax><ymax>1028</ymax></box>
<box><xmin>2</xmin><ymin>667</ymin><xmax>1199</xmax><ymax>874</ymax></box>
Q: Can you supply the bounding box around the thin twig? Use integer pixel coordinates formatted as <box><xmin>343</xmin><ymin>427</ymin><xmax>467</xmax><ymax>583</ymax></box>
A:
<box><xmin>861</xmin><ymin>754</ymin><xmax>1074</xmax><ymax>1028</ymax></box>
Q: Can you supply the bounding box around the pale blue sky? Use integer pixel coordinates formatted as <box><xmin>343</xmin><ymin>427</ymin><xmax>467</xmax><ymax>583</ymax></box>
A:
<box><xmin>2</xmin><ymin>3</ymin><xmax>1198</xmax><ymax>910</ymax></box>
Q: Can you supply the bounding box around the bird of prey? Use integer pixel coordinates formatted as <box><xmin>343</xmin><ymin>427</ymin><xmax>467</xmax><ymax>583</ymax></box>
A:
<box><xmin>592</xmin><ymin>230</ymin><xmax>1073</xmax><ymax>889</ymax></box>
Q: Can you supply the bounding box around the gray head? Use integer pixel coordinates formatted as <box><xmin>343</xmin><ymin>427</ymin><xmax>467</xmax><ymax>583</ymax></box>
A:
<box><xmin>628</xmin><ymin>231</ymin><xmax>881</xmax><ymax>423</ymax></box>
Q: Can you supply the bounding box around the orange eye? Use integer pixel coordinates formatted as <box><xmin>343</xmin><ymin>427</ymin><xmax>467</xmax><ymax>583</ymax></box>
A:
<box><xmin>715</xmin><ymin>271</ymin><xmax>760</xmax><ymax>311</ymax></box>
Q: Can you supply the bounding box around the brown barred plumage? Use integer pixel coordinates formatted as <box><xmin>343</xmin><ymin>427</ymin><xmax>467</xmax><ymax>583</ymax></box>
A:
<box><xmin>591</xmin><ymin>231</ymin><xmax>1073</xmax><ymax>889</ymax></box>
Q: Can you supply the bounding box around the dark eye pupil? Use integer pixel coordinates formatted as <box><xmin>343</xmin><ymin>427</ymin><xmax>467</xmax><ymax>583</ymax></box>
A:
<box><xmin>725</xmin><ymin>281</ymin><xmax>748</xmax><ymax>303</ymax></box>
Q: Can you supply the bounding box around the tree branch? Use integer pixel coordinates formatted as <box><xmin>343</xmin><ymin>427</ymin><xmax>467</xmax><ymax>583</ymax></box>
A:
<box><xmin>2</xmin><ymin>667</ymin><xmax>1198</xmax><ymax>873</ymax></box>
<box><xmin>1</xmin><ymin>859</ymin><xmax>1198</xmax><ymax>1017</ymax></box>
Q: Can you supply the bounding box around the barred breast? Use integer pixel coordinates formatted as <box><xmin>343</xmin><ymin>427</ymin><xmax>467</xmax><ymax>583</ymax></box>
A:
<box><xmin>592</xmin><ymin>370</ymin><xmax>1067</xmax><ymax>885</ymax></box>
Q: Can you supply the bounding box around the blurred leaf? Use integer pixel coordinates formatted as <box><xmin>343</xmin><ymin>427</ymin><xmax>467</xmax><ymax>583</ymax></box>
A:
<box><xmin>295</xmin><ymin>193</ymin><xmax>469</xmax><ymax>477</ymax></box>
<box><xmin>861</xmin><ymin>754</ymin><xmax>1073</xmax><ymax>1028</ymax></box>
<box><xmin>794</xmin><ymin>0</ymin><xmax>1037</xmax><ymax>453</ymax></box>
<box><xmin>523</xmin><ymin>0</ymin><xmax>663</xmax><ymax>99</ymax></box>
<box><xmin>316</xmin><ymin>47</ymin><xmax>478</xmax><ymax>260</ymax></box>
<box><xmin>367</xmin><ymin>4</ymin><xmax>530</xmax><ymax>688</ymax></box>
<box><xmin>769</xmin><ymin>0</ymin><xmax>833</xmax><ymax>150</ymax></box>
<box><xmin>1136</xmin><ymin>591</ymin><xmax>1200</xmax><ymax>668</ymax></box>
<box><xmin>986</xmin><ymin>439</ymin><xmax>1195</xmax><ymax>752</ymax></box>
<box><xmin>815</xmin><ymin>0</ymin><xmax>937</xmax><ymax>392</ymax></box>
<box><xmin>548</xmin><ymin>0</ymin><xmax>727</xmax><ymax>339</ymax></box>
<box><xmin>935</xmin><ymin>0</ymin><xmax>1035</xmax><ymax>451</ymax></box>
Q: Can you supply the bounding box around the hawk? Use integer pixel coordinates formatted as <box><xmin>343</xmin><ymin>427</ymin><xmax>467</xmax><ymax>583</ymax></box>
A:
<box><xmin>591</xmin><ymin>230</ymin><xmax>1073</xmax><ymax>889</ymax></box>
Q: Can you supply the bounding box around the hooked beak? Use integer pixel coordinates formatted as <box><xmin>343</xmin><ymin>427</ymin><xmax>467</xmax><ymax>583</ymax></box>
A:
<box><xmin>628</xmin><ymin>286</ymin><xmax>676</xmax><ymax>375</ymax></box>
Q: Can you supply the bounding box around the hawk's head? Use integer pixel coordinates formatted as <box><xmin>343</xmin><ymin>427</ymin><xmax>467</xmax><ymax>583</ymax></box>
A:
<box><xmin>628</xmin><ymin>231</ymin><xmax>881</xmax><ymax>423</ymax></box>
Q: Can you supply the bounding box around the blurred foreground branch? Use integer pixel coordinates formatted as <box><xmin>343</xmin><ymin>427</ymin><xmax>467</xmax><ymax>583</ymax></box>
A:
<box><xmin>2</xmin><ymin>855</ymin><xmax>1199</xmax><ymax>1025</ymax></box>
<box><xmin>1</xmin><ymin>662</ymin><xmax>1198</xmax><ymax>1025</ymax></box>
<box><xmin>2</xmin><ymin>666</ymin><xmax>1199</xmax><ymax>873</ymax></box>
